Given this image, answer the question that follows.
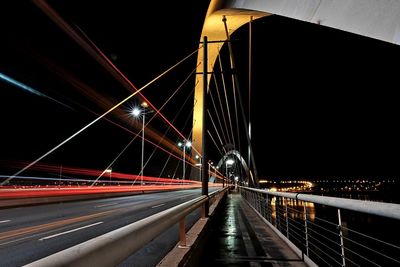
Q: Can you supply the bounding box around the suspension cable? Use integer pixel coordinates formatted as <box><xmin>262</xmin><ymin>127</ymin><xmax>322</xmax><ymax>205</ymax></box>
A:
<box><xmin>1</xmin><ymin>45</ymin><xmax>198</xmax><ymax>185</ymax></box>
<box><xmin>248</xmin><ymin>16</ymin><xmax>253</xmax><ymax>169</ymax></box>
<box><xmin>134</xmin><ymin>91</ymin><xmax>197</xmax><ymax>184</ymax></box>
<box><xmin>222</xmin><ymin>15</ymin><xmax>259</xmax><ymax>187</ymax></box>
<box><xmin>74</xmin><ymin>102</ymin><xmax>185</xmax><ymax>168</ymax></box>
<box><xmin>142</xmin><ymin>72</ymin><xmax>199</xmax><ymax>179</ymax></box>
<box><xmin>222</xmin><ymin>15</ymin><xmax>242</xmax><ymax>157</ymax></box>
<box><xmin>33</xmin><ymin>0</ymin><xmax>202</xmax><ymax>157</ymax></box>
<box><xmin>212</xmin><ymin>65</ymin><xmax>232</xmax><ymax>148</ymax></box>
<box><xmin>207</xmin><ymin>109</ymin><xmax>224</xmax><ymax>149</ymax></box>
<box><xmin>92</xmin><ymin>65</ymin><xmax>200</xmax><ymax>186</ymax></box>
<box><xmin>207</xmin><ymin>130</ymin><xmax>224</xmax><ymax>156</ymax></box>
<box><xmin>160</xmin><ymin>97</ymin><xmax>201</xmax><ymax>178</ymax></box>
<box><xmin>210</xmin><ymin>73</ymin><xmax>229</xmax><ymax>153</ymax></box>
<box><xmin>90</xmin><ymin>133</ymin><xmax>139</xmax><ymax>186</ymax></box>
<box><xmin>217</xmin><ymin>51</ymin><xmax>236</xmax><ymax>149</ymax></box>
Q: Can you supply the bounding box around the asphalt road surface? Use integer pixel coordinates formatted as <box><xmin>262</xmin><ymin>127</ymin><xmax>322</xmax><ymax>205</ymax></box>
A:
<box><xmin>0</xmin><ymin>188</ymin><xmax>215</xmax><ymax>266</ymax></box>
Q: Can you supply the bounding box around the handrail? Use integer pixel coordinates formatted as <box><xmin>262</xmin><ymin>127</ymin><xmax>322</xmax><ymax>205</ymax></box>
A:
<box><xmin>244</xmin><ymin>186</ymin><xmax>400</xmax><ymax>220</ymax></box>
<box><xmin>25</xmin><ymin>188</ymin><xmax>227</xmax><ymax>267</ymax></box>
<box><xmin>240</xmin><ymin>186</ymin><xmax>400</xmax><ymax>266</ymax></box>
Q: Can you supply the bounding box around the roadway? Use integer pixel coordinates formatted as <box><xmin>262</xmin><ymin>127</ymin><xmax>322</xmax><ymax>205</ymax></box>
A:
<box><xmin>0</xmin><ymin>188</ymin><xmax>215</xmax><ymax>266</ymax></box>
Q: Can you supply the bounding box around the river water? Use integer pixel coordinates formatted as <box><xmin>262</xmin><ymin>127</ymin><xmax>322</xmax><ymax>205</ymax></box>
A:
<box><xmin>271</xmin><ymin>189</ymin><xmax>400</xmax><ymax>266</ymax></box>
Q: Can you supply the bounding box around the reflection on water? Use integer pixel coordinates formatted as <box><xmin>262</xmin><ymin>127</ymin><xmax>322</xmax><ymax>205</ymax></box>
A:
<box><xmin>269</xmin><ymin>196</ymin><xmax>316</xmax><ymax>221</ymax></box>
<box><xmin>253</xmin><ymin>190</ymin><xmax>400</xmax><ymax>266</ymax></box>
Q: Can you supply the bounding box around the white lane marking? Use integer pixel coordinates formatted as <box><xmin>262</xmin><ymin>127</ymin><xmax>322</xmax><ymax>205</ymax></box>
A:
<box><xmin>39</xmin><ymin>222</ymin><xmax>103</xmax><ymax>241</ymax></box>
<box><xmin>95</xmin><ymin>203</ymin><xmax>119</xmax><ymax>208</ymax></box>
<box><xmin>151</xmin><ymin>203</ymin><xmax>165</xmax><ymax>209</ymax></box>
<box><xmin>0</xmin><ymin>220</ymin><xmax>11</xmax><ymax>224</ymax></box>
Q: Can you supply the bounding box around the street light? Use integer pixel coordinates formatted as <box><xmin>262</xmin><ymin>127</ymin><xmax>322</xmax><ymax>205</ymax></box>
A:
<box><xmin>208</xmin><ymin>161</ymin><xmax>214</xmax><ymax>181</ymax></box>
<box><xmin>226</xmin><ymin>158</ymin><xmax>234</xmax><ymax>185</ymax></box>
<box><xmin>105</xmin><ymin>168</ymin><xmax>112</xmax><ymax>184</ymax></box>
<box><xmin>132</xmin><ymin>101</ymin><xmax>150</xmax><ymax>185</ymax></box>
<box><xmin>195</xmin><ymin>155</ymin><xmax>202</xmax><ymax>180</ymax></box>
<box><xmin>178</xmin><ymin>140</ymin><xmax>191</xmax><ymax>180</ymax></box>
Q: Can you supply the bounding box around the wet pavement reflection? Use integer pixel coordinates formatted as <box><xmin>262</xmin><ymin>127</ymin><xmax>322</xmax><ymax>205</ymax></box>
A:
<box><xmin>186</xmin><ymin>191</ymin><xmax>306</xmax><ymax>266</ymax></box>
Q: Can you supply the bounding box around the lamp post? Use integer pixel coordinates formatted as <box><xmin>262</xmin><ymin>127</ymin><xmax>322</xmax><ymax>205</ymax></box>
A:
<box><xmin>195</xmin><ymin>155</ymin><xmax>202</xmax><ymax>180</ymax></box>
<box><xmin>208</xmin><ymin>161</ymin><xmax>214</xmax><ymax>181</ymax></box>
<box><xmin>178</xmin><ymin>140</ymin><xmax>191</xmax><ymax>180</ymax></box>
<box><xmin>226</xmin><ymin>158</ymin><xmax>234</xmax><ymax>185</ymax></box>
<box><xmin>132</xmin><ymin>101</ymin><xmax>150</xmax><ymax>185</ymax></box>
<box><xmin>105</xmin><ymin>168</ymin><xmax>112</xmax><ymax>184</ymax></box>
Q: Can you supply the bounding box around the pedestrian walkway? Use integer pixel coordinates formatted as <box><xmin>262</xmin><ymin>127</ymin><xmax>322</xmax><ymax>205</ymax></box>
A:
<box><xmin>186</xmin><ymin>190</ymin><xmax>308</xmax><ymax>266</ymax></box>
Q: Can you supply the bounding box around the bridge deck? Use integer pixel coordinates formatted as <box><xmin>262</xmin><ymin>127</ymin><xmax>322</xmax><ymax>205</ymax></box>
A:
<box><xmin>187</xmin><ymin>190</ymin><xmax>307</xmax><ymax>266</ymax></box>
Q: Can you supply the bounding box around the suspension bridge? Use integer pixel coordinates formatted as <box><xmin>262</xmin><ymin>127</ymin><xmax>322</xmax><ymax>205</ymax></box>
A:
<box><xmin>1</xmin><ymin>0</ymin><xmax>400</xmax><ymax>266</ymax></box>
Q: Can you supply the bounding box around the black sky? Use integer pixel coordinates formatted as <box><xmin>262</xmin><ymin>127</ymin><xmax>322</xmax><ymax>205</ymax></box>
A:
<box><xmin>1</xmin><ymin>1</ymin><xmax>399</xmax><ymax>180</ymax></box>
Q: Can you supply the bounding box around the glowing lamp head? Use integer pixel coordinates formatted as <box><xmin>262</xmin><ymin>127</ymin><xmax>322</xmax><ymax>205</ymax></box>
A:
<box><xmin>226</xmin><ymin>159</ymin><xmax>234</xmax><ymax>165</ymax></box>
<box><xmin>132</xmin><ymin>107</ymin><xmax>141</xmax><ymax>117</ymax></box>
<box><xmin>141</xmin><ymin>101</ymin><xmax>148</xmax><ymax>108</ymax></box>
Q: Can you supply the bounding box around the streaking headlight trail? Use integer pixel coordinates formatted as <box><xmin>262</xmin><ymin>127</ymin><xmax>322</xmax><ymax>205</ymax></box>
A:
<box><xmin>0</xmin><ymin>72</ymin><xmax>72</xmax><ymax>109</ymax></box>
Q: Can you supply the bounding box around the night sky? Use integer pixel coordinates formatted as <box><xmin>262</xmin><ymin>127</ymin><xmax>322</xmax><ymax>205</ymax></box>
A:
<box><xmin>1</xmin><ymin>1</ymin><xmax>399</xmax><ymax>180</ymax></box>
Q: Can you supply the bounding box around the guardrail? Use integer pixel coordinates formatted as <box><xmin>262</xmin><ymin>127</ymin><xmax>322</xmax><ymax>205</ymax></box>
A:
<box><xmin>240</xmin><ymin>186</ymin><xmax>400</xmax><ymax>267</ymax></box>
<box><xmin>25</xmin><ymin>187</ymin><xmax>228</xmax><ymax>267</ymax></box>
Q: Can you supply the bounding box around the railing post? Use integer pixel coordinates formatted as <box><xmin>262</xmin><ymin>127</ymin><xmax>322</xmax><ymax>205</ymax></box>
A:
<box><xmin>266</xmin><ymin>193</ymin><xmax>270</xmax><ymax>222</ymax></box>
<box><xmin>338</xmin><ymin>208</ymin><xmax>346</xmax><ymax>267</ymax></box>
<box><xmin>179</xmin><ymin>218</ymin><xmax>186</xmax><ymax>247</ymax></box>
<box><xmin>285</xmin><ymin>198</ymin><xmax>289</xmax><ymax>239</ymax></box>
<box><xmin>275</xmin><ymin>197</ymin><xmax>278</xmax><ymax>228</ymax></box>
<box><xmin>262</xmin><ymin>195</ymin><xmax>266</xmax><ymax>219</ymax></box>
<box><xmin>201</xmin><ymin>203</ymin><xmax>206</xmax><ymax>219</ymax></box>
<box><xmin>303</xmin><ymin>202</ymin><xmax>309</xmax><ymax>256</ymax></box>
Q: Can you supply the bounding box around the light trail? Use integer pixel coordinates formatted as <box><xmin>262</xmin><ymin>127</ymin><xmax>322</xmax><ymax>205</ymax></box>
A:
<box><xmin>0</xmin><ymin>184</ymin><xmax>222</xmax><ymax>199</ymax></box>
<box><xmin>0</xmin><ymin>72</ymin><xmax>72</xmax><ymax>110</ymax></box>
<box><xmin>0</xmin><ymin>161</ymin><xmax>206</xmax><ymax>189</ymax></box>
<box><xmin>0</xmin><ymin>81</ymin><xmax>145</xmax><ymax>186</ymax></box>
<box><xmin>1</xmin><ymin>1</ymin><xmax>205</xmax><ymax>186</ymax></box>
<box><xmin>28</xmin><ymin>56</ymin><xmax>188</xmax><ymax>166</ymax></box>
<box><xmin>33</xmin><ymin>0</ymin><xmax>202</xmax><ymax>157</ymax></box>
<box><xmin>1</xmin><ymin>37</ymin><xmax>195</xmax><ymax>186</ymax></box>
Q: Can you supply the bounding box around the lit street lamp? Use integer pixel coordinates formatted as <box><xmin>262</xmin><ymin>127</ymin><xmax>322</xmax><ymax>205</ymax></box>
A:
<box><xmin>226</xmin><ymin>158</ymin><xmax>234</xmax><ymax>185</ymax></box>
<box><xmin>195</xmin><ymin>155</ymin><xmax>202</xmax><ymax>180</ymax></box>
<box><xmin>105</xmin><ymin>168</ymin><xmax>112</xmax><ymax>184</ymax></box>
<box><xmin>132</xmin><ymin>101</ymin><xmax>151</xmax><ymax>185</ymax></box>
<box><xmin>208</xmin><ymin>161</ymin><xmax>214</xmax><ymax>181</ymax></box>
<box><xmin>178</xmin><ymin>140</ymin><xmax>191</xmax><ymax>180</ymax></box>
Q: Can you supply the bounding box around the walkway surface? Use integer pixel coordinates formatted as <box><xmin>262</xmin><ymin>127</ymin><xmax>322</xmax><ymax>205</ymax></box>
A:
<box><xmin>186</xmin><ymin>190</ymin><xmax>308</xmax><ymax>266</ymax></box>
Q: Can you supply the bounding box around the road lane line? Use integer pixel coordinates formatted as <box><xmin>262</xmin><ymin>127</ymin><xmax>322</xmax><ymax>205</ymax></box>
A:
<box><xmin>39</xmin><ymin>222</ymin><xmax>103</xmax><ymax>241</ymax></box>
<box><xmin>0</xmin><ymin>210</ymin><xmax>112</xmax><ymax>241</ymax></box>
<box><xmin>0</xmin><ymin>220</ymin><xmax>11</xmax><ymax>224</ymax></box>
<box><xmin>151</xmin><ymin>203</ymin><xmax>165</xmax><ymax>209</ymax></box>
<box><xmin>95</xmin><ymin>203</ymin><xmax>119</xmax><ymax>208</ymax></box>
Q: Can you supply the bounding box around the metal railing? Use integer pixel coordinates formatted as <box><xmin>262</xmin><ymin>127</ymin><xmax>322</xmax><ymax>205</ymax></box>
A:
<box><xmin>25</xmin><ymin>188</ymin><xmax>228</xmax><ymax>267</ymax></box>
<box><xmin>240</xmin><ymin>186</ymin><xmax>400</xmax><ymax>267</ymax></box>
